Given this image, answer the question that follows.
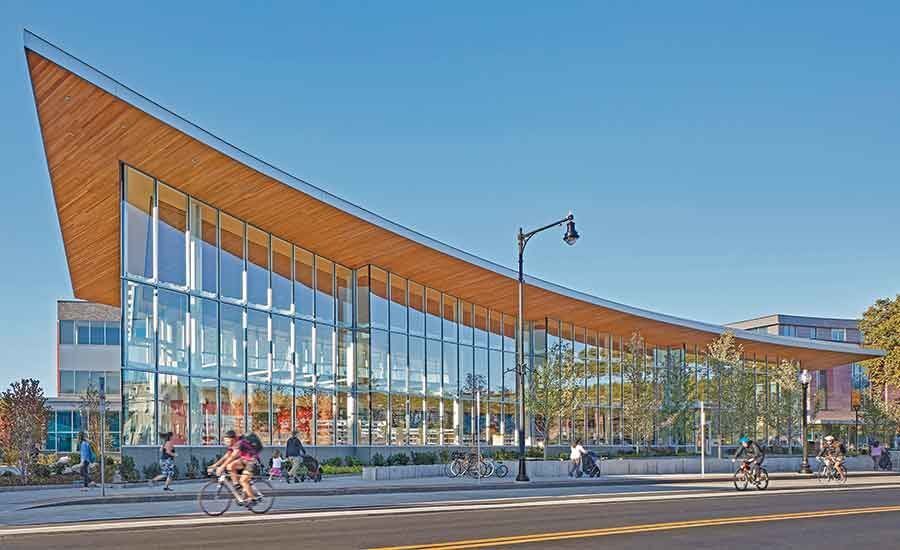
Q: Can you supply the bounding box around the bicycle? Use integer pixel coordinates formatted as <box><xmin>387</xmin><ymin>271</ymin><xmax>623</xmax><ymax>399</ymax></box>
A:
<box><xmin>447</xmin><ymin>450</ymin><xmax>492</xmax><ymax>478</ymax></box>
<box><xmin>815</xmin><ymin>457</ymin><xmax>847</xmax><ymax>484</ymax></box>
<box><xmin>198</xmin><ymin>471</ymin><xmax>275</xmax><ymax>516</ymax></box>
<box><xmin>488</xmin><ymin>458</ymin><xmax>509</xmax><ymax>478</ymax></box>
<box><xmin>733</xmin><ymin>461</ymin><xmax>769</xmax><ymax>491</ymax></box>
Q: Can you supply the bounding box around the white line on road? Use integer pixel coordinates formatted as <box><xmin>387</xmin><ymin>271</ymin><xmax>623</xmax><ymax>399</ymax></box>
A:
<box><xmin>2</xmin><ymin>483</ymin><xmax>899</xmax><ymax>538</ymax></box>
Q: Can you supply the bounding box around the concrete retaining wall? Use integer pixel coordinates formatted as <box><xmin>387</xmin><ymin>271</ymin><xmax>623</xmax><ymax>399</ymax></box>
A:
<box><xmin>362</xmin><ymin>453</ymin><xmax>899</xmax><ymax>480</ymax></box>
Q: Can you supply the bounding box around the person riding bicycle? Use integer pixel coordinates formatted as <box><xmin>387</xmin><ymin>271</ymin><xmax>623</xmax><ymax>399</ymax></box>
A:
<box><xmin>207</xmin><ymin>430</ymin><xmax>260</xmax><ymax>503</ymax></box>
<box><xmin>817</xmin><ymin>435</ymin><xmax>847</xmax><ymax>474</ymax></box>
<box><xmin>732</xmin><ymin>436</ymin><xmax>765</xmax><ymax>478</ymax></box>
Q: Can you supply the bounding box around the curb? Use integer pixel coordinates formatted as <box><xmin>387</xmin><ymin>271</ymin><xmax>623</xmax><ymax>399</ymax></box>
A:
<box><xmin>20</xmin><ymin>471</ymin><xmax>899</xmax><ymax>510</ymax></box>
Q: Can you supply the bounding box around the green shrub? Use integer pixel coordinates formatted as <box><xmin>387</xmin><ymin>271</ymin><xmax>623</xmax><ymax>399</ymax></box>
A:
<box><xmin>31</xmin><ymin>464</ymin><xmax>52</xmax><ymax>478</ymax></box>
<box><xmin>119</xmin><ymin>455</ymin><xmax>139</xmax><ymax>481</ymax></box>
<box><xmin>526</xmin><ymin>447</ymin><xmax>544</xmax><ymax>458</ymax></box>
<box><xmin>321</xmin><ymin>464</ymin><xmax>363</xmax><ymax>475</ymax></box>
<box><xmin>142</xmin><ymin>463</ymin><xmax>161</xmax><ymax>480</ymax></box>
<box><xmin>370</xmin><ymin>453</ymin><xmax>385</xmax><ymax>466</ymax></box>
<box><xmin>387</xmin><ymin>452</ymin><xmax>410</xmax><ymax>466</ymax></box>
<box><xmin>323</xmin><ymin>457</ymin><xmax>344</xmax><ymax>467</ymax></box>
<box><xmin>438</xmin><ymin>450</ymin><xmax>451</xmax><ymax>464</ymax></box>
<box><xmin>411</xmin><ymin>452</ymin><xmax>437</xmax><ymax>465</ymax></box>
<box><xmin>344</xmin><ymin>456</ymin><xmax>362</xmax><ymax>467</ymax></box>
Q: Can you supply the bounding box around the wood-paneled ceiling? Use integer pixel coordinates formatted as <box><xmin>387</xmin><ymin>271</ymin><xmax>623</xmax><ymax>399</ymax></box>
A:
<box><xmin>25</xmin><ymin>46</ymin><xmax>882</xmax><ymax>370</ymax></box>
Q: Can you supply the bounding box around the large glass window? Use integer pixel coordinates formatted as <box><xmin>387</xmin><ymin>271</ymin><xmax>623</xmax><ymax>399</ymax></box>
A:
<box><xmin>425</xmin><ymin>288</ymin><xmax>442</xmax><ymax>340</ymax></box>
<box><xmin>295</xmin><ymin>319</ymin><xmax>314</xmax><ymax>387</ymax></box>
<box><xmin>336</xmin><ymin>264</ymin><xmax>353</xmax><ymax>327</ymax></box>
<box><xmin>370</xmin><ymin>329</ymin><xmax>389</xmax><ymax>391</ymax></box>
<box><xmin>122</xmin><ymin>370</ymin><xmax>155</xmax><ymax>445</ymax></box>
<box><xmin>272</xmin><ymin>314</ymin><xmax>293</xmax><ymax>384</ymax></box>
<box><xmin>443</xmin><ymin>343</ymin><xmax>458</xmax><ymax>399</ymax></box>
<box><xmin>246</xmin><ymin>226</ymin><xmax>269</xmax><ymax>306</ymax></box>
<box><xmin>125</xmin><ymin>282</ymin><xmax>155</xmax><ymax>370</ymax></box>
<box><xmin>247</xmin><ymin>310</ymin><xmax>270</xmax><ymax>381</ymax></box>
<box><xmin>459</xmin><ymin>345</ymin><xmax>474</xmax><ymax>398</ymax></box>
<box><xmin>271</xmin><ymin>237</ymin><xmax>293</xmax><ymax>312</ymax></box>
<box><xmin>273</xmin><ymin>385</ymin><xmax>292</xmax><ymax>445</ymax></box>
<box><xmin>390</xmin><ymin>332</ymin><xmax>408</xmax><ymax>393</ymax></box>
<box><xmin>409</xmin><ymin>336</ymin><xmax>426</xmax><ymax>395</ymax></box>
<box><xmin>336</xmin><ymin>391</ymin><xmax>351</xmax><ymax>446</ymax></box>
<box><xmin>219</xmin><ymin>303</ymin><xmax>245</xmax><ymax>379</ymax></box>
<box><xmin>390</xmin><ymin>394</ymin><xmax>407</xmax><ymax>446</ymax></box>
<box><xmin>157</xmin><ymin>183</ymin><xmax>188</xmax><ymax>287</ymax></box>
<box><xmin>370</xmin><ymin>267</ymin><xmax>389</xmax><ymax>329</ymax></box>
<box><xmin>316</xmin><ymin>324</ymin><xmax>334</xmax><ymax>389</ymax></box>
<box><xmin>503</xmin><ymin>314</ymin><xmax>516</xmax><ymax>352</ymax></box>
<box><xmin>158</xmin><ymin>289</ymin><xmax>188</xmax><ymax>372</ymax></box>
<box><xmin>74</xmin><ymin>371</ymin><xmax>91</xmax><ymax>394</ymax></box>
<box><xmin>59</xmin><ymin>320</ymin><xmax>75</xmax><ymax>345</ymax></box>
<box><xmin>189</xmin><ymin>199</ymin><xmax>217</xmax><ymax>295</ymax></box>
<box><xmin>409</xmin><ymin>396</ymin><xmax>425</xmax><ymax>445</ymax></box>
<box><xmin>190</xmin><ymin>297</ymin><xmax>218</xmax><ymax>376</ymax></box>
<box><xmin>408</xmin><ymin>282</ymin><xmax>425</xmax><ymax>336</ymax></box>
<box><xmin>489</xmin><ymin>311</ymin><xmax>503</xmax><ymax>350</ymax></box>
<box><xmin>219</xmin><ymin>213</ymin><xmax>244</xmax><ymax>301</ymax></box>
<box><xmin>370</xmin><ymin>393</ymin><xmax>387</xmax><ymax>446</ymax></box>
<box><xmin>474</xmin><ymin>348</ymin><xmax>489</xmax><ymax>396</ymax></box>
<box><xmin>442</xmin><ymin>397</ymin><xmax>459</xmax><ymax>445</ymax></box>
<box><xmin>389</xmin><ymin>274</ymin><xmax>407</xmax><ymax>333</ymax></box>
<box><xmin>426</xmin><ymin>339</ymin><xmax>442</xmax><ymax>396</ymax></box>
<box><xmin>105</xmin><ymin>322</ymin><xmax>121</xmax><ymax>346</ymax></box>
<box><xmin>190</xmin><ymin>377</ymin><xmax>218</xmax><ymax>445</ymax></box>
<box><xmin>316</xmin><ymin>392</ymin><xmax>335</xmax><ymax>445</ymax></box>
<box><xmin>489</xmin><ymin>350</ymin><xmax>502</xmax><ymax>399</ymax></box>
<box><xmin>315</xmin><ymin>257</ymin><xmax>335</xmax><ymax>324</ymax></box>
<box><xmin>474</xmin><ymin>305</ymin><xmax>488</xmax><ymax>348</ymax></box>
<box><xmin>294</xmin><ymin>247</ymin><xmax>315</xmax><ymax>319</ymax></box>
<box><xmin>459</xmin><ymin>301</ymin><xmax>474</xmax><ymax>345</ymax></box>
<box><xmin>249</xmin><ymin>383</ymin><xmax>271</xmax><ymax>444</ymax></box>
<box><xmin>442</xmin><ymin>295</ymin><xmax>458</xmax><ymax>342</ymax></box>
<box><xmin>90</xmin><ymin>322</ymin><xmax>104</xmax><ymax>345</ymax></box>
<box><xmin>59</xmin><ymin>370</ymin><xmax>75</xmax><ymax>394</ymax></box>
<box><xmin>337</xmin><ymin>328</ymin><xmax>353</xmax><ymax>389</ymax></box>
<box><xmin>124</xmin><ymin>167</ymin><xmax>154</xmax><ymax>280</ymax></box>
<box><xmin>295</xmin><ymin>388</ymin><xmax>314</xmax><ymax>445</ymax></box>
<box><xmin>220</xmin><ymin>379</ymin><xmax>246</xmax><ymax>435</ymax></box>
<box><xmin>158</xmin><ymin>373</ymin><xmax>188</xmax><ymax>444</ymax></box>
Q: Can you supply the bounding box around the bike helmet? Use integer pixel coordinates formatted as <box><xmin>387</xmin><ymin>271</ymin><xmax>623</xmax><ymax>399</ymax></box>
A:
<box><xmin>824</xmin><ymin>435</ymin><xmax>835</xmax><ymax>442</ymax></box>
<box><xmin>739</xmin><ymin>436</ymin><xmax>751</xmax><ymax>444</ymax></box>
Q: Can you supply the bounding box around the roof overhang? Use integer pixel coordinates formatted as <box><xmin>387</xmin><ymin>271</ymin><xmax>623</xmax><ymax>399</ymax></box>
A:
<box><xmin>23</xmin><ymin>30</ymin><xmax>884</xmax><ymax>370</ymax></box>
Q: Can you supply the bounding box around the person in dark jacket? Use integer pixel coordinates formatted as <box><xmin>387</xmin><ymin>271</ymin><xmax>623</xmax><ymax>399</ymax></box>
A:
<box><xmin>732</xmin><ymin>436</ymin><xmax>765</xmax><ymax>478</ymax></box>
<box><xmin>285</xmin><ymin>431</ymin><xmax>306</xmax><ymax>483</ymax></box>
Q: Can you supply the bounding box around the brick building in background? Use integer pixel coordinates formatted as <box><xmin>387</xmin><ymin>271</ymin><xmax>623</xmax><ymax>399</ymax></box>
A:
<box><xmin>727</xmin><ymin>314</ymin><xmax>875</xmax><ymax>446</ymax></box>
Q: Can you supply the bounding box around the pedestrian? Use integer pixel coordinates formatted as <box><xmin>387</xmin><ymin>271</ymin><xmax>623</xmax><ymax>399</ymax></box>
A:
<box><xmin>285</xmin><ymin>430</ymin><xmax>306</xmax><ymax>483</ymax></box>
<box><xmin>269</xmin><ymin>450</ymin><xmax>284</xmax><ymax>481</ymax></box>
<box><xmin>569</xmin><ymin>439</ymin><xmax>587</xmax><ymax>478</ymax></box>
<box><xmin>150</xmin><ymin>432</ymin><xmax>177</xmax><ymax>491</ymax></box>
<box><xmin>870</xmin><ymin>440</ymin><xmax>883</xmax><ymax>471</ymax></box>
<box><xmin>77</xmin><ymin>432</ymin><xmax>93</xmax><ymax>490</ymax></box>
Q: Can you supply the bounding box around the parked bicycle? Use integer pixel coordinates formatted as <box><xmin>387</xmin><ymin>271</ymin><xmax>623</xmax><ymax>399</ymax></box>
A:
<box><xmin>815</xmin><ymin>457</ymin><xmax>847</xmax><ymax>484</ymax></box>
<box><xmin>733</xmin><ymin>461</ymin><xmax>769</xmax><ymax>491</ymax></box>
<box><xmin>445</xmin><ymin>450</ymin><xmax>495</xmax><ymax>479</ymax></box>
<box><xmin>198</xmin><ymin>472</ymin><xmax>275</xmax><ymax>516</ymax></box>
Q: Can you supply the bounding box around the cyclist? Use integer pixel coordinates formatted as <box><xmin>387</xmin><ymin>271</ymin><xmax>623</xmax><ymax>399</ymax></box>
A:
<box><xmin>207</xmin><ymin>430</ymin><xmax>259</xmax><ymax>503</ymax></box>
<box><xmin>732</xmin><ymin>436</ymin><xmax>765</xmax><ymax>478</ymax></box>
<box><xmin>817</xmin><ymin>435</ymin><xmax>847</xmax><ymax>476</ymax></box>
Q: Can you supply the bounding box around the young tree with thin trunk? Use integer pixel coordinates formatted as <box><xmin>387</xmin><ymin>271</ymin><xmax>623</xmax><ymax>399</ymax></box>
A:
<box><xmin>526</xmin><ymin>341</ymin><xmax>584</xmax><ymax>459</ymax></box>
<box><xmin>78</xmin><ymin>385</ymin><xmax>114</xmax><ymax>452</ymax></box>
<box><xmin>0</xmin><ymin>379</ymin><xmax>52</xmax><ymax>484</ymax></box>
<box><xmin>622</xmin><ymin>331</ymin><xmax>660</xmax><ymax>455</ymax></box>
<box><xmin>767</xmin><ymin>359</ymin><xmax>801</xmax><ymax>454</ymax></box>
<box><xmin>707</xmin><ymin>331</ymin><xmax>753</xmax><ymax>458</ymax></box>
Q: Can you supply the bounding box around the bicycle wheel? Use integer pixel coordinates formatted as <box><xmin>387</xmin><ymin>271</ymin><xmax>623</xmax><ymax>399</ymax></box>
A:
<box><xmin>494</xmin><ymin>463</ymin><xmax>509</xmax><ymax>478</ymax></box>
<box><xmin>248</xmin><ymin>479</ymin><xmax>275</xmax><ymax>514</ymax></box>
<box><xmin>755</xmin><ymin>468</ymin><xmax>769</xmax><ymax>491</ymax></box>
<box><xmin>815</xmin><ymin>466</ymin><xmax>827</xmax><ymax>484</ymax></box>
<box><xmin>481</xmin><ymin>459</ymin><xmax>494</xmax><ymax>478</ymax></box>
<box><xmin>733</xmin><ymin>469</ymin><xmax>748</xmax><ymax>491</ymax></box>
<box><xmin>836</xmin><ymin>466</ymin><xmax>847</xmax><ymax>484</ymax></box>
<box><xmin>449</xmin><ymin>459</ymin><xmax>465</xmax><ymax>477</ymax></box>
<box><xmin>198</xmin><ymin>480</ymin><xmax>233</xmax><ymax>516</ymax></box>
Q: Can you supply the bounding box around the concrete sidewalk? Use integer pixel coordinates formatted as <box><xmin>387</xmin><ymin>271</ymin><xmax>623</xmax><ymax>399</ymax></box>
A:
<box><xmin>13</xmin><ymin>470</ymin><xmax>899</xmax><ymax>510</ymax></box>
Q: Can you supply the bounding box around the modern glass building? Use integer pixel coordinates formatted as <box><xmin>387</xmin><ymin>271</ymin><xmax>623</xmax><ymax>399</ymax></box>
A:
<box><xmin>24</xmin><ymin>31</ymin><xmax>882</xmax><ymax>463</ymax></box>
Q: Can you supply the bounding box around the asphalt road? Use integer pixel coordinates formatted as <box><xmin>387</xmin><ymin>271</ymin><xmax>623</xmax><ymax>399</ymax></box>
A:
<box><xmin>3</xmin><ymin>482</ymin><xmax>900</xmax><ymax>549</ymax></box>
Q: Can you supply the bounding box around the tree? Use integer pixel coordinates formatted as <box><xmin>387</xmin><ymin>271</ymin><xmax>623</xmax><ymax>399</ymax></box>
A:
<box><xmin>0</xmin><ymin>379</ymin><xmax>52</xmax><ymax>483</ymax></box>
<box><xmin>859</xmin><ymin>295</ymin><xmax>900</xmax><ymax>388</ymax></box>
<box><xmin>526</xmin><ymin>341</ymin><xmax>584</xmax><ymax>459</ymax></box>
<box><xmin>767</xmin><ymin>359</ymin><xmax>801</xmax><ymax>453</ymax></box>
<box><xmin>622</xmin><ymin>331</ymin><xmax>661</xmax><ymax>454</ymax></box>
<box><xmin>860</xmin><ymin>387</ymin><xmax>900</xmax><ymax>445</ymax></box>
<box><xmin>658</xmin><ymin>348</ymin><xmax>696</xmax><ymax>451</ymax></box>
<box><xmin>78</xmin><ymin>385</ymin><xmax>114</xmax><ymax>452</ymax></box>
<box><xmin>707</xmin><ymin>331</ymin><xmax>755</xmax><ymax>458</ymax></box>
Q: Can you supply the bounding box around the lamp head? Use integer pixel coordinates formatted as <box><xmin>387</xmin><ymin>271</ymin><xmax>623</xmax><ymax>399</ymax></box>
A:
<box><xmin>799</xmin><ymin>369</ymin><xmax>811</xmax><ymax>385</ymax></box>
<box><xmin>563</xmin><ymin>215</ymin><xmax>579</xmax><ymax>246</ymax></box>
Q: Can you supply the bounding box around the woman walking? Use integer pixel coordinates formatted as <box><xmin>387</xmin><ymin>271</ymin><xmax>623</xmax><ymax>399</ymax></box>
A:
<box><xmin>77</xmin><ymin>432</ymin><xmax>93</xmax><ymax>490</ymax></box>
<box><xmin>871</xmin><ymin>441</ymin><xmax>883</xmax><ymax>471</ymax></box>
<box><xmin>569</xmin><ymin>439</ymin><xmax>587</xmax><ymax>478</ymax></box>
<box><xmin>150</xmin><ymin>432</ymin><xmax>177</xmax><ymax>491</ymax></box>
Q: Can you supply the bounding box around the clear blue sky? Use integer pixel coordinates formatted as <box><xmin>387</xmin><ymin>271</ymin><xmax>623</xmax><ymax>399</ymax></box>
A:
<box><xmin>2</xmin><ymin>2</ymin><xmax>898</xmax><ymax>394</ymax></box>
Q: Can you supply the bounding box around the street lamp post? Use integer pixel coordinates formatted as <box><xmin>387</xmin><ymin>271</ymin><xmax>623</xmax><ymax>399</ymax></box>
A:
<box><xmin>516</xmin><ymin>213</ymin><xmax>579</xmax><ymax>482</ymax></box>
<box><xmin>798</xmin><ymin>369</ymin><xmax>812</xmax><ymax>474</ymax></box>
<box><xmin>852</xmin><ymin>404</ymin><xmax>861</xmax><ymax>449</ymax></box>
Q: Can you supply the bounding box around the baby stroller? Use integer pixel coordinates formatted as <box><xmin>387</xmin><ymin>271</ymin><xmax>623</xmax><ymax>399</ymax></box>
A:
<box><xmin>581</xmin><ymin>451</ymin><xmax>604</xmax><ymax>478</ymax></box>
<box><xmin>879</xmin><ymin>451</ymin><xmax>893</xmax><ymax>471</ymax></box>
<box><xmin>285</xmin><ymin>454</ymin><xmax>323</xmax><ymax>483</ymax></box>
